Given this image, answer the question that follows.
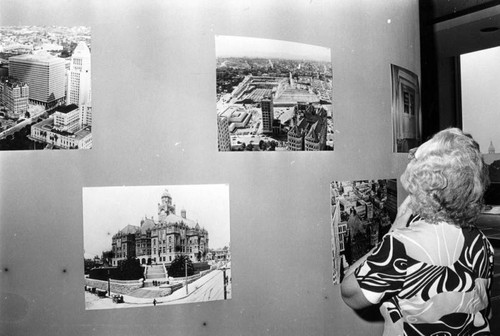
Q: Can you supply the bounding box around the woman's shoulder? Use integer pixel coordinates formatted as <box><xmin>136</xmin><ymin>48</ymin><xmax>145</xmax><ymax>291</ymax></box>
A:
<box><xmin>389</xmin><ymin>220</ymin><xmax>464</xmax><ymax>265</ymax></box>
<box><xmin>462</xmin><ymin>226</ymin><xmax>495</xmax><ymax>254</ymax></box>
<box><xmin>395</xmin><ymin>218</ymin><xmax>461</xmax><ymax>232</ymax></box>
<box><xmin>390</xmin><ymin>218</ymin><xmax>455</xmax><ymax>239</ymax></box>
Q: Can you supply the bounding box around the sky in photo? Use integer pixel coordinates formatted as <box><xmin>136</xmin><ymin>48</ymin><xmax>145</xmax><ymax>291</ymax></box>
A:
<box><xmin>215</xmin><ymin>35</ymin><xmax>331</xmax><ymax>62</ymax></box>
<box><xmin>82</xmin><ymin>184</ymin><xmax>230</xmax><ymax>258</ymax></box>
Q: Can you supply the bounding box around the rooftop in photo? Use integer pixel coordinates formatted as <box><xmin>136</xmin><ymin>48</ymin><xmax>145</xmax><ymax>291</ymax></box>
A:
<box><xmin>55</xmin><ymin>104</ymin><xmax>78</xmax><ymax>114</ymax></box>
<box><xmin>9</xmin><ymin>52</ymin><xmax>66</xmax><ymax>64</ymax></box>
<box><xmin>274</xmin><ymin>89</ymin><xmax>320</xmax><ymax>105</ymax></box>
<box><xmin>74</xmin><ymin>126</ymin><xmax>92</xmax><ymax>140</ymax></box>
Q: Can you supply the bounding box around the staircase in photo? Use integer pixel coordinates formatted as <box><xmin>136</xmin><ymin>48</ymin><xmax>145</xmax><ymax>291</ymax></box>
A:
<box><xmin>145</xmin><ymin>264</ymin><xmax>168</xmax><ymax>284</ymax></box>
<box><xmin>127</xmin><ymin>264</ymin><xmax>171</xmax><ymax>298</ymax></box>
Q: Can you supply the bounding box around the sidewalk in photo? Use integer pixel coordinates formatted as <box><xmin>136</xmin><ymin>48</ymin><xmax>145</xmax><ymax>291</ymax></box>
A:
<box><xmin>115</xmin><ymin>269</ymin><xmax>221</xmax><ymax>305</ymax></box>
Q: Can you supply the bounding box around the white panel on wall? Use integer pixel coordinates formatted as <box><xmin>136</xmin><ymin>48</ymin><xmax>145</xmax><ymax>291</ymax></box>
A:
<box><xmin>0</xmin><ymin>0</ymin><xmax>420</xmax><ymax>335</ymax></box>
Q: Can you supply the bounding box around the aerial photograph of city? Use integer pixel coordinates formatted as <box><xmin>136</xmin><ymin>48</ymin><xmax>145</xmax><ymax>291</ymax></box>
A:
<box><xmin>330</xmin><ymin>179</ymin><xmax>397</xmax><ymax>284</ymax></box>
<box><xmin>82</xmin><ymin>184</ymin><xmax>231</xmax><ymax>310</ymax></box>
<box><xmin>0</xmin><ymin>26</ymin><xmax>92</xmax><ymax>150</ymax></box>
<box><xmin>216</xmin><ymin>35</ymin><xmax>333</xmax><ymax>151</ymax></box>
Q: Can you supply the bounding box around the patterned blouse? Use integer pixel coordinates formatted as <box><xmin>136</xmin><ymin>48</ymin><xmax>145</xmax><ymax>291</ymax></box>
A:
<box><xmin>355</xmin><ymin>218</ymin><xmax>494</xmax><ymax>336</ymax></box>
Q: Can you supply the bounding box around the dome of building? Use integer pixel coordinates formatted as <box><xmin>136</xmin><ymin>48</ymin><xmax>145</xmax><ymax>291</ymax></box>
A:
<box><xmin>119</xmin><ymin>224</ymin><xmax>139</xmax><ymax>235</ymax></box>
<box><xmin>140</xmin><ymin>217</ymin><xmax>155</xmax><ymax>233</ymax></box>
<box><xmin>161</xmin><ymin>189</ymin><xmax>172</xmax><ymax>198</ymax></box>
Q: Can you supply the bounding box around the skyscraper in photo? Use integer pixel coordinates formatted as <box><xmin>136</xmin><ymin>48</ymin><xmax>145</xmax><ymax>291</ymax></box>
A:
<box><xmin>9</xmin><ymin>52</ymin><xmax>66</xmax><ymax>106</ymax></box>
<box><xmin>217</xmin><ymin>115</ymin><xmax>231</xmax><ymax>151</ymax></box>
<box><xmin>67</xmin><ymin>41</ymin><xmax>91</xmax><ymax>107</ymax></box>
<box><xmin>261</xmin><ymin>95</ymin><xmax>274</xmax><ymax>134</ymax></box>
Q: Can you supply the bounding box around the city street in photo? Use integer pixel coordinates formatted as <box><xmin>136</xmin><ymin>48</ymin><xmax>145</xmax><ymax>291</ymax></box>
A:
<box><xmin>82</xmin><ymin>184</ymin><xmax>231</xmax><ymax>310</ymax></box>
<box><xmin>330</xmin><ymin>179</ymin><xmax>397</xmax><ymax>284</ymax></box>
<box><xmin>0</xmin><ymin>26</ymin><xmax>92</xmax><ymax>150</ymax></box>
<box><xmin>216</xmin><ymin>35</ymin><xmax>333</xmax><ymax>152</ymax></box>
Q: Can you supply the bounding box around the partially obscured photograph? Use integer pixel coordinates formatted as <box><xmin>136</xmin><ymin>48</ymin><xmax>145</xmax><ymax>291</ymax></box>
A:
<box><xmin>330</xmin><ymin>179</ymin><xmax>397</xmax><ymax>284</ymax></box>
<box><xmin>461</xmin><ymin>46</ymin><xmax>500</xmax><ymax>154</ymax></box>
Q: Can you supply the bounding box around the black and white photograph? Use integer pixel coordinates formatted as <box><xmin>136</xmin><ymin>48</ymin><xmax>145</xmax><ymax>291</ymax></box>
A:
<box><xmin>461</xmin><ymin>45</ymin><xmax>500</xmax><ymax>154</ymax></box>
<box><xmin>0</xmin><ymin>26</ymin><xmax>92</xmax><ymax>150</ymax></box>
<box><xmin>390</xmin><ymin>64</ymin><xmax>421</xmax><ymax>153</ymax></box>
<box><xmin>216</xmin><ymin>35</ymin><xmax>334</xmax><ymax>152</ymax></box>
<box><xmin>330</xmin><ymin>179</ymin><xmax>397</xmax><ymax>284</ymax></box>
<box><xmin>476</xmin><ymin>158</ymin><xmax>500</xmax><ymax>310</ymax></box>
<box><xmin>83</xmin><ymin>184</ymin><xmax>231</xmax><ymax>310</ymax></box>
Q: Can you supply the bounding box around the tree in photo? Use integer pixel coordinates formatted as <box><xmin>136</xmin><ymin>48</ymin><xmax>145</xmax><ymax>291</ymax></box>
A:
<box><xmin>101</xmin><ymin>250</ymin><xmax>114</xmax><ymax>267</ymax></box>
<box><xmin>168</xmin><ymin>254</ymin><xmax>195</xmax><ymax>278</ymax></box>
<box><xmin>116</xmin><ymin>257</ymin><xmax>144</xmax><ymax>280</ymax></box>
<box><xmin>84</xmin><ymin>257</ymin><xmax>98</xmax><ymax>274</ymax></box>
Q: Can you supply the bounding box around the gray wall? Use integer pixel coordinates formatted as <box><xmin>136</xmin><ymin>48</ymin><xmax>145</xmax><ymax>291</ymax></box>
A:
<box><xmin>0</xmin><ymin>1</ymin><xmax>420</xmax><ymax>335</ymax></box>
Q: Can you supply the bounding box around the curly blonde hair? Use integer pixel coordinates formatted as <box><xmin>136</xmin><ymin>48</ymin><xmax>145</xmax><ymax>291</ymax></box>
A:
<box><xmin>400</xmin><ymin>128</ymin><xmax>489</xmax><ymax>228</ymax></box>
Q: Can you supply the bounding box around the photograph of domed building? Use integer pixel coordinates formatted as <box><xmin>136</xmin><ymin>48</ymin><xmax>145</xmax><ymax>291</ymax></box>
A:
<box><xmin>82</xmin><ymin>184</ymin><xmax>231</xmax><ymax>310</ymax></box>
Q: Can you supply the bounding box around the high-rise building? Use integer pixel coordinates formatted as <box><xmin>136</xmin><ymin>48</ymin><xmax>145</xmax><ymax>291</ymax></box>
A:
<box><xmin>261</xmin><ymin>95</ymin><xmax>274</xmax><ymax>134</ymax></box>
<box><xmin>79</xmin><ymin>103</ymin><xmax>92</xmax><ymax>127</ymax></box>
<box><xmin>1</xmin><ymin>78</ymin><xmax>29</xmax><ymax>119</ymax></box>
<box><xmin>217</xmin><ymin>115</ymin><xmax>231</xmax><ymax>151</ymax></box>
<box><xmin>66</xmin><ymin>41</ymin><xmax>91</xmax><ymax>107</ymax></box>
<box><xmin>9</xmin><ymin>52</ymin><xmax>66</xmax><ymax>107</ymax></box>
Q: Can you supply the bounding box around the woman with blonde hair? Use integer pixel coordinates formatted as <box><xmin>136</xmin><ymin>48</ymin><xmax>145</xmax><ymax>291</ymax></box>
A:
<box><xmin>341</xmin><ymin>128</ymin><xmax>494</xmax><ymax>335</ymax></box>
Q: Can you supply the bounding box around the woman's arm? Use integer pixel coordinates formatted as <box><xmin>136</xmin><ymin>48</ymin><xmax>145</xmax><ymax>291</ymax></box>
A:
<box><xmin>341</xmin><ymin>196</ymin><xmax>412</xmax><ymax>310</ymax></box>
<box><xmin>341</xmin><ymin>267</ymin><xmax>372</xmax><ymax>310</ymax></box>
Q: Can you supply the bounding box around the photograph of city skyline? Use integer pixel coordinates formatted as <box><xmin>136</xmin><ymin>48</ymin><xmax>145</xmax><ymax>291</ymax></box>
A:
<box><xmin>0</xmin><ymin>26</ymin><xmax>92</xmax><ymax>150</ymax></box>
<box><xmin>216</xmin><ymin>35</ymin><xmax>334</xmax><ymax>151</ymax></box>
<box><xmin>330</xmin><ymin>179</ymin><xmax>397</xmax><ymax>284</ymax></box>
<box><xmin>83</xmin><ymin>184</ymin><xmax>231</xmax><ymax>310</ymax></box>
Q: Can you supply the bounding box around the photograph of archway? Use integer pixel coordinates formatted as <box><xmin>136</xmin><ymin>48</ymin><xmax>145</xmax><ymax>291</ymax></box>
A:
<box><xmin>390</xmin><ymin>64</ymin><xmax>421</xmax><ymax>153</ymax></box>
